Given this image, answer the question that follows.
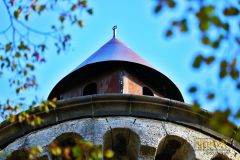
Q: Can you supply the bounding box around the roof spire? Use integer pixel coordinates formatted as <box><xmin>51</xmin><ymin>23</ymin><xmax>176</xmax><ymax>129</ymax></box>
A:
<box><xmin>112</xmin><ymin>25</ymin><xmax>117</xmax><ymax>38</ymax></box>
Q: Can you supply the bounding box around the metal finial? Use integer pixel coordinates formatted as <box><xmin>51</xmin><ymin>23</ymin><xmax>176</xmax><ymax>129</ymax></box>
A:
<box><xmin>112</xmin><ymin>25</ymin><xmax>117</xmax><ymax>38</ymax></box>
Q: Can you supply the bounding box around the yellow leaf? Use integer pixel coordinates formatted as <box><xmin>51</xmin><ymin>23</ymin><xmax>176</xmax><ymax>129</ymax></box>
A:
<box><xmin>85</xmin><ymin>141</ymin><xmax>93</xmax><ymax>147</ymax></box>
<box><xmin>105</xmin><ymin>149</ymin><xmax>114</xmax><ymax>158</ymax></box>
<box><xmin>77</xmin><ymin>20</ymin><xmax>83</xmax><ymax>27</ymax></box>
<box><xmin>44</xmin><ymin>106</ymin><xmax>49</xmax><ymax>113</ymax></box>
<box><xmin>49</xmin><ymin>101</ymin><xmax>56</xmax><ymax>108</ymax></box>
<box><xmin>34</xmin><ymin>117</ymin><xmax>42</xmax><ymax>125</ymax></box>
<box><xmin>51</xmin><ymin>146</ymin><xmax>62</xmax><ymax>156</ymax></box>
<box><xmin>71</xmin><ymin>5</ymin><xmax>76</xmax><ymax>11</ymax></box>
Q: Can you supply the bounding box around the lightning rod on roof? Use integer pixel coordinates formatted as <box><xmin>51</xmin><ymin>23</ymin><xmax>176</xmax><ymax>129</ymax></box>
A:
<box><xmin>112</xmin><ymin>25</ymin><xmax>117</xmax><ymax>38</ymax></box>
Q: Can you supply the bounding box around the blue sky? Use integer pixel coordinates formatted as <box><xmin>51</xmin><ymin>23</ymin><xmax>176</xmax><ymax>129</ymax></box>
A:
<box><xmin>0</xmin><ymin>0</ymin><xmax>238</xmax><ymax>116</ymax></box>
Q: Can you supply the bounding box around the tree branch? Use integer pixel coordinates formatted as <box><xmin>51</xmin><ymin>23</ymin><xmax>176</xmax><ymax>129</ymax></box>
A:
<box><xmin>0</xmin><ymin>25</ymin><xmax>11</xmax><ymax>34</ymax></box>
<box><xmin>3</xmin><ymin>0</ymin><xmax>16</xmax><ymax>48</ymax></box>
<box><xmin>16</xmin><ymin>20</ymin><xmax>56</xmax><ymax>35</ymax></box>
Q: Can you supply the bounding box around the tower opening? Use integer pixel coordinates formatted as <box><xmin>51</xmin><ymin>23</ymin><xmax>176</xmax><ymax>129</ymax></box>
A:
<box><xmin>49</xmin><ymin>132</ymin><xmax>83</xmax><ymax>160</ymax></box>
<box><xmin>211</xmin><ymin>154</ymin><xmax>231</xmax><ymax>160</ymax></box>
<box><xmin>83</xmin><ymin>83</ymin><xmax>97</xmax><ymax>96</ymax></box>
<box><xmin>113</xmin><ymin>133</ymin><xmax>128</xmax><ymax>158</ymax></box>
<box><xmin>103</xmin><ymin>128</ymin><xmax>140</xmax><ymax>160</ymax></box>
<box><xmin>155</xmin><ymin>135</ymin><xmax>196</xmax><ymax>160</ymax></box>
<box><xmin>6</xmin><ymin>149</ymin><xmax>29</xmax><ymax>160</ymax></box>
<box><xmin>155</xmin><ymin>140</ymin><xmax>181</xmax><ymax>160</ymax></box>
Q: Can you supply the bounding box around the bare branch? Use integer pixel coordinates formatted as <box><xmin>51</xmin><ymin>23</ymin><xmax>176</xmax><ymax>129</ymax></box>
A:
<box><xmin>3</xmin><ymin>0</ymin><xmax>16</xmax><ymax>47</ymax></box>
<box><xmin>0</xmin><ymin>25</ymin><xmax>11</xmax><ymax>34</ymax></box>
<box><xmin>16</xmin><ymin>20</ymin><xmax>56</xmax><ymax>35</ymax></box>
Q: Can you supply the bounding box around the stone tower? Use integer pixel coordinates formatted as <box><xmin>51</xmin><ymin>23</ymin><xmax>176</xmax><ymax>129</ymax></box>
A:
<box><xmin>0</xmin><ymin>27</ymin><xmax>239</xmax><ymax>160</ymax></box>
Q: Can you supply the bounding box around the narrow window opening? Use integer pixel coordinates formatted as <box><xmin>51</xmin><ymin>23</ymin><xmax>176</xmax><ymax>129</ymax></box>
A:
<box><xmin>143</xmin><ymin>87</ymin><xmax>154</xmax><ymax>96</ymax></box>
<box><xmin>7</xmin><ymin>150</ymin><xmax>29</xmax><ymax>160</ymax></box>
<box><xmin>211</xmin><ymin>154</ymin><xmax>231</xmax><ymax>160</ymax></box>
<box><xmin>113</xmin><ymin>133</ymin><xmax>128</xmax><ymax>159</ymax></box>
<box><xmin>49</xmin><ymin>132</ymin><xmax>83</xmax><ymax>160</ymax></box>
<box><xmin>155</xmin><ymin>140</ymin><xmax>181</xmax><ymax>160</ymax></box>
<box><xmin>155</xmin><ymin>135</ymin><xmax>196</xmax><ymax>160</ymax></box>
<box><xmin>83</xmin><ymin>83</ymin><xmax>97</xmax><ymax>95</ymax></box>
<box><xmin>103</xmin><ymin>128</ymin><xmax>140</xmax><ymax>160</ymax></box>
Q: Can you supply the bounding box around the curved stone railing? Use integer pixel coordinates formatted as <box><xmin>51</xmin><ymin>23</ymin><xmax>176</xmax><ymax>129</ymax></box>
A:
<box><xmin>0</xmin><ymin>94</ymin><xmax>239</xmax><ymax>152</ymax></box>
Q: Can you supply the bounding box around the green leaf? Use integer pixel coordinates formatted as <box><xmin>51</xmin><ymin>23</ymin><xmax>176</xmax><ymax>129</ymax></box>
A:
<box><xmin>235</xmin><ymin>130</ymin><xmax>240</xmax><ymax>141</ymax></box>
<box><xmin>15</xmin><ymin>52</ymin><xmax>21</xmax><ymax>58</ymax></box>
<box><xmin>154</xmin><ymin>5</ymin><xmax>162</xmax><ymax>13</ymax></box>
<box><xmin>211</xmin><ymin>16</ymin><xmax>222</xmax><ymax>27</ymax></box>
<box><xmin>24</xmin><ymin>12</ymin><xmax>30</xmax><ymax>21</ymax></box>
<box><xmin>5</xmin><ymin>42</ymin><xmax>12</xmax><ymax>52</ymax></box>
<box><xmin>223</xmin><ymin>7</ymin><xmax>239</xmax><ymax>16</ymax></box>
<box><xmin>222</xmin><ymin>23</ymin><xmax>229</xmax><ymax>31</ymax></box>
<box><xmin>39</xmin><ymin>44</ymin><xmax>46</xmax><ymax>51</ymax></box>
<box><xmin>220</xmin><ymin>60</ymin><xmax>228</xmax><ymax>68</ymax></box>
<box><xmin>38</xmin><ymin>5</ymin><xmax>46</xmax><ymax>14</ymax></box>
<box><xmin>165</xmin><ymin>29</ymin><xmax>173</xmax><ymax>37</ymax></box>
<box><xmin>199</xmin><ymin>21</ymin><xmax>209</xmax><ymax>32</ymax></box>
<box><xmin>188</xmin><ymin>86</ymin><xmax>197</xmax><ymax>93</ymax></box>
<box><xmin>0</xmin><ymin>63</ymin><xmax>4</xmax><ymax>69</ymax></box>
<box><xmin>14</xmin><ymin>7</ymin><xmax>21</xmax><ymax>19</ymax></box>
<box><xmin>18</xmin><ymin>41</ymin><xmax>27</xmax><ymax>50</ymax></box>
<box><xmin>26</xmin><ymin>64</ymin><xmax>34</xmax><ymax>70</ymax></box>
<box><xmin>59</xmin><ymin>15</ymin><xmax>65</xmax><ymax>23</ymax></box>
<box><xmin>230</xmin><ymin>69</ymin><xmax>239</xmax><ymax>80</ymax></box>
<box><xmin>16</xmin><ymin>87</ymin><xmax>22</xmax><ymax>94</ymax></box>
<box><xmin>204</xmin><ymin>5</ymin><xmax>215</xmax><ymax>15</ymax></box>
<box><xmin>80</xmin><ymin>0</ymin><xmax>87</xmax><ymax>7</ymax></box>
<box><xmin>193</xmin><ymin>54</ymin><xmax>203</xmax><ymax>68</ymax></box>
<box><xmin>23</xmin><ymin>70</ymin><xmax>28</xmax><ymax>76</ymax></box>
<box><xmin>219</xmin><ymin>60</ymin><xmax>228</xmax><ymax>79</ymax></box>
<box><xmin>204</xmin><ymin>56</ymin><xmax>215</xmax><ymax>65</ymax></box>
<box><xmin>180</xmin><ymin>23</ymin><xmax>188</xmax><ymax>32</ymax></box>
<box><xmin>87</xmin><ymin>8</ymin><xmax>93</xmax><ymax>15</ymax></box>
<box><xmin>201</xmin><ymin>36</ymin><xmax>210</xmax><ymax>45</ymax></box>
<box><xmin>72</xmin><ymin>146</ymin><xmax>82</xmax><ymax>158</ymax></box>
<box><xmin>5</xmin><ymin>57</ymin><xmax>10</xmax><ymax>67</ymax></box>
<box><xmin>77</xmin><ymin>20</ymin><xmax>83</xmax><ymax>27</ymax></box>
<box><xmin>167</xmin><ymin>0</ymin><xmax>176</xmax><ymax>8</ymax></box>
<box><xmin>211</xmin><ymin>40</ymin><xmax>220</xmax><ymax>49</ymax></box>
<box><xmin>31</xmin><ymin>4</ymin><xmax>37</xmax><ymax>11</ymax></box>
<box><xmin>71</xmin><ymin>5</ymin><xmax>77</xmax><ymax>11</ymax></box>
<box><xmin>220</xmin><ymin>124</ymin><xmax>234</xmax><ymax>136</ymax></box>
<box><xmin>207</xmin><ymin>92</ymin><xmax>215</xmax><ymax>100</ymax></box>
<box><xmin>91</xmin><ymin>149</ymin><xmax>102</xmax><ymax>159</ymax></box>
<box><xmin>192</xmin><ymin>100</ymin><xmax>200</xmax><ymax>113</ymax></box>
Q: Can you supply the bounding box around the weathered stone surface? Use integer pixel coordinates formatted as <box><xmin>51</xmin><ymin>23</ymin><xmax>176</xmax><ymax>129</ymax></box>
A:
<box><xmin>0</xmin><ymin>95</ymin><xmax>239</xmax><ymax>160</ymax></box>
<box><xmin>2</xmin><ymin>117</ymin><xmax>240</xmax><ymax>160</ymax></box>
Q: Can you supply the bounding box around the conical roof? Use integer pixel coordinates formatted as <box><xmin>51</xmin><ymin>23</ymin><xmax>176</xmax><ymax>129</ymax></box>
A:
<box><xmin>48</xmin><ymin>35</ymin><xmax>184</xmax><ymax>102</ymax></box>
<box><xmin>75</xmin><ymin>38</ymin><xmax>153</xmax><ymax>70</ymax></box>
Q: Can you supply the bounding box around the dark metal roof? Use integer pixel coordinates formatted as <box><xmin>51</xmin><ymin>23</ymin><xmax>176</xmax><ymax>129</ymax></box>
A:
<box><xmin>48</xmin><ymin>37</ymin><xmax>184</xmax><ymax>102</ymax></box>
<box><xmin>75</xmin><ymin>37</ymin><xmax>153</xmax><ymax>70</ymax></box>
